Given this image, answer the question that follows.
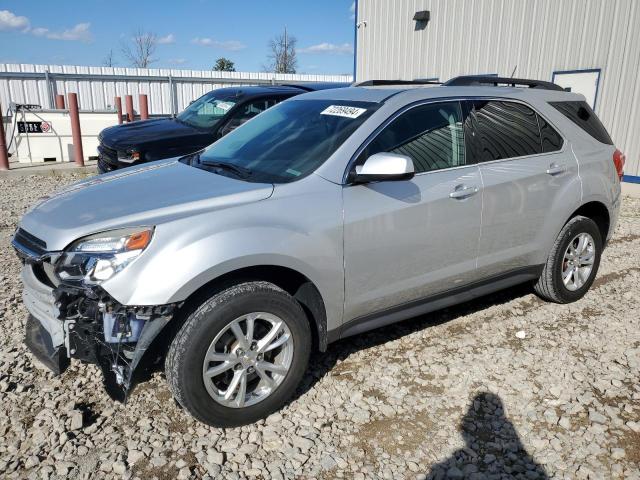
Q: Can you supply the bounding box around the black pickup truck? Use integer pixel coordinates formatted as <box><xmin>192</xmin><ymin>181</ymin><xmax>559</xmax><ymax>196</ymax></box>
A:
<box><xmin>97</xmin><ymin>82</ymin><xmax>348</xmax><ymax>173</ymax></box>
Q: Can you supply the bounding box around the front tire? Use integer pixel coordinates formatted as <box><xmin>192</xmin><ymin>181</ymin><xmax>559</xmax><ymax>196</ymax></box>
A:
<box><xmin>534</xmin><ymin>216</ymin><xmax>602</xmax><ymax>303</ymax></box>
<box><xmin>166</xmin><ymin>281</ymin><xmax>311</xmax><ymax>427</ymax></box>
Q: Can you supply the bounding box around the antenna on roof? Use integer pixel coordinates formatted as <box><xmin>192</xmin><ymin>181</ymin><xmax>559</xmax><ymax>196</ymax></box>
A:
<box><xmin>510</xmin><ymin>65</ymin><xmax>517</xmax><ymax>78</ymax></box>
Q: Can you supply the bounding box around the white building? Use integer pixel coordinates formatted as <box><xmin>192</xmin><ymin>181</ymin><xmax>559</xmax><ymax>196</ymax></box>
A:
<box><xmin>354</xmin><ymin>0</ymin><xmax>640</xmax><ymax>181</ymax></box>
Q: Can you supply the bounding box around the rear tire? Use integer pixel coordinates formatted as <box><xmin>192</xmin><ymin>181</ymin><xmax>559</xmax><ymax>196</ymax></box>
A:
<box><xmin>534</xmin><ymin>216</ymin><xmax>602</xmax><ymax>303</ymax></box>
<box><xmin>165</xmin><ymin>281</ymin><xmax>311</xmax><ymax>427</ymax></box>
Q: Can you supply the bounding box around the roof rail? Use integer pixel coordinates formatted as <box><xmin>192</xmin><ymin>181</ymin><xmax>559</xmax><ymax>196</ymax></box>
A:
<box><xmin>443</xmin><ymin>75</ymin><xmax>565</xmax><ymax>91</ymax></box>
<box><xmin>354</xmin><ymin>79</ymin><xmax>442</xmax><ymax>87</ymax></box>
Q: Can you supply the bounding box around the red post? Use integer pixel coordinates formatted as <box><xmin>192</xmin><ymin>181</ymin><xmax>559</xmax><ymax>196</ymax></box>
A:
<box><xmin>55</xmin><ymin>94</ymin><xmax>66</xmax><ymax>109</ymax></box>
<box><xmin>114</xmin><ymin>96</ymin><xmax>123</xmax><ymax>124</ymax></box>
<box><xmin>139</xmin><ymin>94</ymin><xmax>149</xmax><ymax>120</ymax></box>
<box><xmin>0</xmin><ymin>101</ymin><xmax>9</xmax><ymax>170</ymax></box>
<box><xmin>125</xmin><ymin>95</ymin><xmax>134</xmax><ymax>122</ymax></box>
<box><xmin>67</xmin><ymin>93</ymin><xmax>85</xmax><ymax>166</ymax></box>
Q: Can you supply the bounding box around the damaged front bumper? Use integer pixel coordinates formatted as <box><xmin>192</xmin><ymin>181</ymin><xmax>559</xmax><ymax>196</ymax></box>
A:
<box><xmin>18</xmin><ymin>258</ymin><xmax>179</xmax><ymax>402</ymax></box>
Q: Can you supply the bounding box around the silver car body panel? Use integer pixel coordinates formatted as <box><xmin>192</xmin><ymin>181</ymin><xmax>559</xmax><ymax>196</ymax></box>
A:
<box><xmin>20</xmin><ymin>159</ymin><xmax>274</xmax><ymax>252</ymax></box>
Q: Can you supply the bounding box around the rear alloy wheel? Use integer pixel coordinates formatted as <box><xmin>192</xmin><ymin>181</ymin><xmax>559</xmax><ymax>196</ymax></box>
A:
<box><xmin>560</xmin><ymin>232</ymin><xmax>596</xmax><ymax>291</ymax></box>
<box><xmin>166</xmin><ymin>282</ymin><xmax>311</xmax><ymax>427</ymax></box>
<box><xmin>534</xmin><ymin>215</ymin><xmax>603</xmax><ymax>303</ymax></box>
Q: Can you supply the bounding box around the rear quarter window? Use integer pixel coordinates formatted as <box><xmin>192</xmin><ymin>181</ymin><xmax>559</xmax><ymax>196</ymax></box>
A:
<box><xmin>549</xmin><ymin>101</ymin><xmax>613</xmax><ymax>145</ymax></box>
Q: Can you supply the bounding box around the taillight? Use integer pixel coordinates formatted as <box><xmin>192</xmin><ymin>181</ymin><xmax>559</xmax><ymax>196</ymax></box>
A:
<box><xmin>613</xmin><ymin>149</ymin><xmax>625</xmax><ymax>180</ymax></box>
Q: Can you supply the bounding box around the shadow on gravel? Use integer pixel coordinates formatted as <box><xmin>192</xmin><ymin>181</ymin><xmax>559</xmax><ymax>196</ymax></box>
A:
<box><xmin>425</xmin><ymin>392</ymin><xmax>549</xmax><ymax>479</ymax></box>
<box><xmin>293</xmin><ymin>282</ymin><xmax>537</xmax><ymax>402</ymax></box>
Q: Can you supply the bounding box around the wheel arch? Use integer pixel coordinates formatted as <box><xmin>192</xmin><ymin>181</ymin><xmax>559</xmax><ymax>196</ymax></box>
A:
<box><xmin>567</xmin><ymin>200</ymin><xmax>611</xmax><ymax>245</ymax></box>
<box><xmin>167</xmin><ymin>265</ymin><xmax>329</xmax><ymax>354</ymax></box>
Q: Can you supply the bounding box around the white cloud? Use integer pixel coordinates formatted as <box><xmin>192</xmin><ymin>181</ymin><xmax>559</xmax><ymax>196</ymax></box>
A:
<box><xmin>0</xmin><ymin>10</ymin><xmax>30</xmax><ymax>31</ymax></box>
<box><xmin>298</xmin><ymin>42</ymin><xmax>354</xmax><ymax>55</ymax></box>
<box><xmin>350</xmin><ymin>1</ymin><xmax>356</xmax><ymax>20</ymax></box>
<box><xmin>157</xmin><ymin>33</ymin><xmax>175</xmax><ymax>44</ymax></box>
<box><xmin>167</xmin><ymin>58</ymin><xmax>187</xmax><ymax>65</ymax></box>
<box><xmin>191</xmin><ymin>37</ymin><xmax>246</xmax><ymax>51</ymax></box>
<box><xmin>31</xmin><ymin>22</ymin><xmax>92</xmax><ymax>42</ymax></box>
<box><xmin>0</xmin><ymin>10</ymin><xmax>91</xmax><ymax>42</ymax></box>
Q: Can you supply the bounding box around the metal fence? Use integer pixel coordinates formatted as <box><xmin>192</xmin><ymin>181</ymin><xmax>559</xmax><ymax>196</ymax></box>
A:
<box><xmin>0</xmin><ymin>63</ymin><xmax>353</xmax><ymax>116</ymax></box>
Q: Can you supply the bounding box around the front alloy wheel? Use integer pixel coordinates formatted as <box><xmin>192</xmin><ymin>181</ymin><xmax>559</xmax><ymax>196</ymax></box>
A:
<box><xmin>166</xmin><ymin>281</ymin><xmax>311</xmax><ymax>427</ymax></box>
<box><xmin>202</xmin><ymin>312</ymin><xmax>294</xmax><ymax>408</ymax></box>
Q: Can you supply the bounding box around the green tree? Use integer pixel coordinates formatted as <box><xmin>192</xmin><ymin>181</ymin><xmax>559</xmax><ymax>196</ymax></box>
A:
<box><xmin>213</xmin><ymin>57</ymin><xmax>236</xmax><ymax>72</ymax></box>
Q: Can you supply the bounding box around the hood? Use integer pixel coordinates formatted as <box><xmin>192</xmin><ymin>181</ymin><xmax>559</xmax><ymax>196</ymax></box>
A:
<box><xmin>100</xmin><ymin>118</ymin><xmax>214</xmax><ymax>157</ymax></box>
<box><xmin>20</xmin><ymin>160</ymin><xmax>274</xmax><ymax>251</ymax></box>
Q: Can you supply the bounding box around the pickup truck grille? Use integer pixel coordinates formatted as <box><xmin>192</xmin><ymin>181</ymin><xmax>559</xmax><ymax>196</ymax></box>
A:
<box><xmin>98</xmin><ymin>143</ymin><xmax>118</xmax><ymax>172</ymax></box>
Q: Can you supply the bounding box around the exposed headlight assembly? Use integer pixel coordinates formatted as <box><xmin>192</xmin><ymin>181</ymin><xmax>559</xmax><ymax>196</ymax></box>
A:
<box><xmin>55</xmin><ymin>227</ymin><xmax>153</xmax><ymax>285</ymax></box>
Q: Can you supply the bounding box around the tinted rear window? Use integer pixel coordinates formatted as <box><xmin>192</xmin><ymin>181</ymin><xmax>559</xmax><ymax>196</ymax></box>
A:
<box><xmin>549</xmin><ymin>101</ymin><xmax>613</xmax><ymax>145</ymax></box>
<box><xmin>468</xmin><ymin>100</ymin><xmax>542</xmax><ymax>162</ymax></box>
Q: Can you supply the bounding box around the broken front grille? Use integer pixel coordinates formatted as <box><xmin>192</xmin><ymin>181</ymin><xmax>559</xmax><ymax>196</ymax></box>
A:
<box><xmin>12</xmin><ymin>228</ymin><xmax>48</xmax><ymax>258</ymax></box>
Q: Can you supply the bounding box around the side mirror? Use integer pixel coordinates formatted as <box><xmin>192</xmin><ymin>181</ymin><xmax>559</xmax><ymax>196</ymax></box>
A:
<box><xmin>353</xmin><ymin>152</ymin><xmax>415</xmax><ymax>183</ymax></box>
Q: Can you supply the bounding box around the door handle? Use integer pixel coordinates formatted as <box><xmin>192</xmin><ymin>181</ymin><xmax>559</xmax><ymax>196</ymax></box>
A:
<box><xmin>449</xmin><ymin>184</ymin><xmax>479</xmax><ymax>199</ymax></box>
<box><xmin>546</xmin><ymin>163</ymin><xmax>567</xmax><ymax>175</ymax></box>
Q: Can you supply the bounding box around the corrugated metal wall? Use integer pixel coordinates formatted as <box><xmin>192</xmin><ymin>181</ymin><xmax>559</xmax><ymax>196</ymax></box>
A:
<box><xmin>0</xmin><ymin>63</ymin><xmax>352</xmax><ymax>115</ymax></box>
<box><xmin>355</xmin><ymin>0</ymin><xmax>640</xmax><ymax>177</ymax></box>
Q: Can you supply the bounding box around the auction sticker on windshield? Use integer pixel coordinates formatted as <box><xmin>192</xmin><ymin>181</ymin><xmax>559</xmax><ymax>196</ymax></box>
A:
<box><xmin>320</xmin><ymin>105</ymin><xmax>367</xmax><ymax>119</ymax></box>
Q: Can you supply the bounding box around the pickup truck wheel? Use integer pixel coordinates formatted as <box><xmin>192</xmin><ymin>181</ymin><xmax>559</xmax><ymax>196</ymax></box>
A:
<box><xmin>165</xmin><ymin>281</ymin><xmax>311</xmax><ymax>427</ymax></box>
<box><xmin>534</xmin><ymin>216</ymin><xmax>602</xmax><ymax>303</ymax></box>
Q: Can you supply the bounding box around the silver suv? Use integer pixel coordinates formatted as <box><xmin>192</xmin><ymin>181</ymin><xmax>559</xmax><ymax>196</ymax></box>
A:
<box><xmin>13</xmin><ymin>76</ymin><xmax>624</xmax><ymax>427</ymax></box>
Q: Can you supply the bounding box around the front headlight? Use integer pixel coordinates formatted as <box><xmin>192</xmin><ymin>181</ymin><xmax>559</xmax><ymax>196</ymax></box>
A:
<box><xmin>55</xmin><ymin>227</ymin><xmax>154</xmax><ymax>285</ymax></box>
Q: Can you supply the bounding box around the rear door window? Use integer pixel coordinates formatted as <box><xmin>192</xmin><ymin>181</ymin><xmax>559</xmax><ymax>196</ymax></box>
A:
<box><xmin>549</xmin><ymin>101</ymin><xmax>613</xmax><ymax>145</ymax></box>
<box><xmin>467</xmin><ymin>100</ymin><xmax>543</xmax><ymax>162</ymax></box>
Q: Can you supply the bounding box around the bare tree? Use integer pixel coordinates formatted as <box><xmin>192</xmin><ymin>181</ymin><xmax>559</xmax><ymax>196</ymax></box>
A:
<box><xmin>121</xmin><ymin>29</ymin><xmax>157</xmax><ymax>68</ymax></box>
<box><xmin>102</xmin><ymin>49</ymin><xmax>116</xmax><ymax>67</ymax></box>
<box><xmin>265</xmin><ymin>27</ymin><xmax>297</xmax><ymax>74</ymax></box>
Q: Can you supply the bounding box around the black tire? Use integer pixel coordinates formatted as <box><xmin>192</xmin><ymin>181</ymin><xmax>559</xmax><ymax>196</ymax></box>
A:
<box><xmin>534</xmin><ymin>216</ymin><xmax>603</xmax><ymax>303</ymax></box>
<box><xmin>165</xmin><ymin>281</ymin><xmax>311</xmax><ymax>427</ymax></box>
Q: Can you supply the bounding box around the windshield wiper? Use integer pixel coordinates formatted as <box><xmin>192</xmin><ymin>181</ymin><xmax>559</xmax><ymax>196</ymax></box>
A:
<box><xmin>200</xmin><ymin>157</ymin><xmax>252</xmax><ymax>178</ymax></box>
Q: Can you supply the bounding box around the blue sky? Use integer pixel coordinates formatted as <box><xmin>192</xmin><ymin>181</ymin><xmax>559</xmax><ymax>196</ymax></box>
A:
<box><xmin>0</xmin><ymin>1</ymin><xmax>356</xmax><ymax>74</ymax></box>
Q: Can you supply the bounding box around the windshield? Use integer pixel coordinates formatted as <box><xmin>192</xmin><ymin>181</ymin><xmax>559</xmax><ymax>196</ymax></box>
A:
<box><xmin>196</xmin><ymin>99</ymin><xmax>378</xmax><ymax>183</ymax></box>
<box><xmin>176</xmin><ymin>92</ymin><xmax>237</xmax><ymax>129</ymax></box>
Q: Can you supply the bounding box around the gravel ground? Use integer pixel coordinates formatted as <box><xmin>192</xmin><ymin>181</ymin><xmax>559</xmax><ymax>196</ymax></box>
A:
<box><xmin>0</xmin><ymin>173</ymin><xmax>639</xmax><ymax>480</ymax></box>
